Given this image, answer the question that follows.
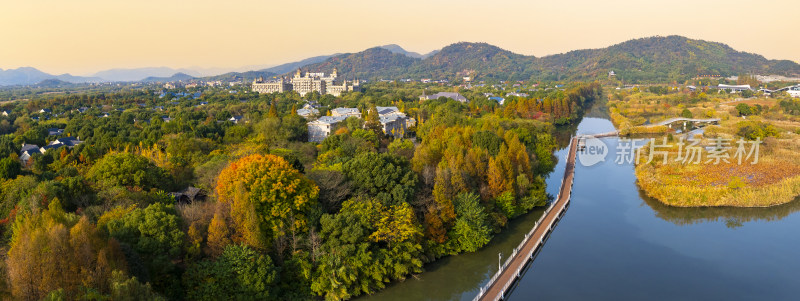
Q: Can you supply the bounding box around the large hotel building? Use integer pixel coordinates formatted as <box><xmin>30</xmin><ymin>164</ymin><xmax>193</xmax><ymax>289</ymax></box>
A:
<box><xmin>251</xmin><ymin>68</ymin><xmax>360</xmax><ymax>96</ymax></box>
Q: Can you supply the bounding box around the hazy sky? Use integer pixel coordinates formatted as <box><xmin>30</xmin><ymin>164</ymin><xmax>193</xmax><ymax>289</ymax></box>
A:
<box><xmin>1</xmin><ymin>0</ymin><xmax>798</xmax><ymax>75</ymax></box>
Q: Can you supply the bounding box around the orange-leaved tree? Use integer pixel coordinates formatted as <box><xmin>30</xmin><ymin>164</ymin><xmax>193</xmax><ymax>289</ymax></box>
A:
<box><xmin>216</xmin><ymin>154</ymin><xmax>319</xmax><ymax>251</ymax></box>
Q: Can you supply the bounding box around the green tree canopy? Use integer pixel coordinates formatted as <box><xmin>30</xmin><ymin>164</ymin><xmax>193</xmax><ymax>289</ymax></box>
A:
<box><xmin>99</xmin><ymin>203</ymin><xmax>185</xmax><ymax>298</ymax></box>
<box><xmin>450</xmin><ymin>192</ymin><xmax>492</xmax><ymax>253</ymax></box>
<box><xmin>184</xmin><ymin>244</ymin><xmax>279</xmax><ymax>301</ymax></box>
<box><xmin>342</xmin><ymin>152</ymin><xmax>418</xmax><ymax>205</ymax></box>
<box><xmin>87</xmin><ymin>152</ymin><xmax>173</xmax><ymax>190</ymax></box>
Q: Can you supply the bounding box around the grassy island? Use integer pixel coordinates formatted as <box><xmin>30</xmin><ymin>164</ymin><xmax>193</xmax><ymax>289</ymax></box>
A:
<box><xmin>609</xmin><ymin>87</ymin><xmax>800</xmax><ymax>207</ymax></box>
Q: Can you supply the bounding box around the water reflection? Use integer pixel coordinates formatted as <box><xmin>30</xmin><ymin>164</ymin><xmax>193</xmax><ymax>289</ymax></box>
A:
<box><xmin>357</xmin><ymin>207</ymin><xmax>546</xmax><ymax>301</ymax></box>
<box><xmin>640</xmin><ymin>189</ymin><xmax>800</xmax><ymax>228</ymax></box>
<box><xmin>509</xmin><ymin>116</ymin><xmax>800</xmax><ymax>301</ymax></box>
<box><xmin>362</xmin><ymin>103</ymin><xmax>800</xmax><ymax>301</ymax></box>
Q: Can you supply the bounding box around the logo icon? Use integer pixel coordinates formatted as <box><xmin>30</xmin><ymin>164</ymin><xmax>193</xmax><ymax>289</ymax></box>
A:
<box><xmin>578</xmin><ymin>136</ymin><xmax>608</xmax><ymax>166</ymax></box>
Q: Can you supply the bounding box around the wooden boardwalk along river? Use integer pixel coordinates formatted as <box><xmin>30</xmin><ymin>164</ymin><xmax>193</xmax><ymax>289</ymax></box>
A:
<box><xmin>473</xmin><ymin>136</ymin><xmax>579</xmax><ymax>301</ymax></box>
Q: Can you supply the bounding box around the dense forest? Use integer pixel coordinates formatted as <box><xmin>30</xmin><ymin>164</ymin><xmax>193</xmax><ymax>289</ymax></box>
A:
<box><xmin>269</xmin><ymin>36</ymin><xmax>800</xmax><ymax>83</ymax></box>
<box><xmin>0</xmin><ymin>81</ymin><xmax>601</xmax><ymax>300</ymax></box>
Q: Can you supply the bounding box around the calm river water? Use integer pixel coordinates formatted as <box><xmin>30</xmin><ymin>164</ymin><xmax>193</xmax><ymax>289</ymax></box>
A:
<box><xmin>362</xmin><ymin>115</ymin><xmax>800</xmax><ymax>301</ymax></box>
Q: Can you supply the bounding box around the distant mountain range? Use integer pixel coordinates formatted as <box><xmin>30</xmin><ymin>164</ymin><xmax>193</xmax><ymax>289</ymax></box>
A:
<box><xmin>293</xmin><ymin>36</ymin><xmax>800</xmax><ymax>82</ymax></box>
<box><xmin>2</xmin><ymin>36</ymin><xmax>799</xmax><ymax>86</ymax></box>
<box><xmin>90</xmin><ymin>67</ymin><xmax>204</xmax><ymax>82</ymax></box>
<box><xmin>140</xmin><ymin>72</ymin><xmax>196</xmax><ymax>83</ymax></box>
<box><xmin>378</xmin><ymin>44</ymin><xmax>438</xmax><ymax>59</ymax></box>
<box><xmin>0</xmin><ymin>67</ymin><xmax>103</xmax><ymax>86</ymax></box>
<box><xmin>202</xmin><ymin>45</ymin><xmax>432</xmax><ymax>82</ymax></box>
<box><xmin>261</xmin><ymin>54</ymin><xmax>340</xmax><ymax>75</ymax></box>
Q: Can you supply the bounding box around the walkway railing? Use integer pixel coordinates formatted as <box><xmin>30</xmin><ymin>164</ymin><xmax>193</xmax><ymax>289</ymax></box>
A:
<box><xmin>472</xmin><ymin>137</ymin><xmax>578</xmax><ymax>301</ymax></box>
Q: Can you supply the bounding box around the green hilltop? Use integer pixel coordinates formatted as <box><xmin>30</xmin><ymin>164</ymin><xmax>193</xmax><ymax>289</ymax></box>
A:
<box><xmin>293</xmin><ymin>35</ymin><xmax>800</xmax><ymax>83</ymax></box>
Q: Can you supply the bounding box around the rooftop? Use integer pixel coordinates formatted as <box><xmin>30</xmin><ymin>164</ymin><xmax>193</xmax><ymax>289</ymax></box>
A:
<box><xmin>422</xmin><ymin>92</ymin><xmax>468</xmax><ymax>103</ymax></box>
<box><xmin>311</xmin><ymin>115</ymin><xmax>349</xmax><ymax>125</ymax></box>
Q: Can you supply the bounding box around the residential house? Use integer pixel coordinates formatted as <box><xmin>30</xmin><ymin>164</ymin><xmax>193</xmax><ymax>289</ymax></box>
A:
<box><xmin>19</xmin><ymin>144</ymin><xmax>41</xmax><ymax>166</ymax></box>
<box><xmin>229</xmin><ymin>116</ymin><xmax>244</xmax><ymax>124</ymax></box>
<box><xmin>48</xmin><ymin>128</ymin><xmax>64</xmax><ymax>136</ymax></box>
<box><xmin>489</xmin><ymin>96</ymin><xmax>505</xmax><ymax>105</ymax></box>
<box><xmin>40</xmin><ymin>137</ymin><xmax>83</xmax><ymax>154</ymax></box>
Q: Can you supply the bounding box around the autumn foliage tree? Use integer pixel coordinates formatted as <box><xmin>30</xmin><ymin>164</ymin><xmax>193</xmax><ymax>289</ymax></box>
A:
<box><xmin>6</xmin><ymin>200</ymin><xmax>128</xmax><ymax>300</ymax></box>
<box><xmin>206</xmin><ymin>206</ymin><xmax>232</xmax><ymax>258</ymax></box>
<box><xmin>215</xmin><ymin>154</ymin><xmax>319</xmax><ymax>252</ymax></box>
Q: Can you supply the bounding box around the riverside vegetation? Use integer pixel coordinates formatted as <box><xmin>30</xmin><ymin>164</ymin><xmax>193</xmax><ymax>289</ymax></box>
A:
<box><xmin>0</xmin><ymin>81</ymin><xmax>600</xmax><ymax>300</ymax></box>
<box><xmin>609</xmin><ymin>87</ymin><xmax>800</xmax><ymax>207</ymax></box>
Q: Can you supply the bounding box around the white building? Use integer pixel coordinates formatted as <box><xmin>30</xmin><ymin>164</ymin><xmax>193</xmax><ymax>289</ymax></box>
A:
<box><xmin>296</xmin><ymin>108</ymin><xmax>320</xmax><ymax>119</ymax></box>
<box><xmin>717</xmin><ymin>84</ymin><xmax>752</xmax><ymax>93</ymax></box>
<box><xmin>788</xmin><ymin>86</ymin><xmax>800</xmax><ymax>98</ymax></box>
<box><xmin>308</xmin><ymin>115</ymin><xmax>349</xmax><ymax>142</ymax></box>
<box><xmin>375</xmin><ymin>106</ymin><xmax>408</xmax><ymax>138</ymax></box>
<box><xmin>379</xmin><ymin>113</ymin><xmax>406</xmax><ymax>138</ymax></box>
<box><xmin>420</xmin><ymin>92</ymin><xmax>468</xmax><ymax>103</ymax></box>
<box><xmin>307</xmin><ymin>106</ymin><xmax>411</xmax><ymax>142</ymax></box>
<box><xmin>252</xmin><ymin>68</ymin><xmax>360</xmax><ymax>96</ymax></box>
<box><xmin>251</xmin><ymin>77</ymin><xmax>292</xmax><ymax>94</ymax></box>
<box><xmin>330</xmin><ymin>107</ymin><xmax>361</xmax><ymax>118</ymax></box>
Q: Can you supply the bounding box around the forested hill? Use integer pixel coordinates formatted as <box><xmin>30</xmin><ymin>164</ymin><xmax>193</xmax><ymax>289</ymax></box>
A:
<box><xmin>302</xmin><ymin>47</ymin><xmax>418</xmax><ymax>80</ymax></box>
<box><xmin>294</xmin><ymin>36</ymin><xmax>800</xmax><ymax>83</ymax></box>
<box><xmin>534</xmin><ymin>36</ymin><xmax>800</xmax><ymax>82</ymax></box>
<box><xmin>409</xmin><ymin>42</ymin><xmax>536</xmax><ymax>80</ymax></box>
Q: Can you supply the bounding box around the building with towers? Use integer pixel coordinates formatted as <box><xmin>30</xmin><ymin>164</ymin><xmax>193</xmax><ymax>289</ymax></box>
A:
<box><xmin>251</xmin><ymin>68</ymin><xmax>360</xmax><ymax>96</ymax></box>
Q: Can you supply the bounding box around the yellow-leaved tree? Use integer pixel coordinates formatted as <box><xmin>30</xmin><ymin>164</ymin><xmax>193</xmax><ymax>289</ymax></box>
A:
<box><xmin>7</xmin><ymin>200</ymin><xmax>128</xmax><ymax>300</ymax></box>
<box><xmin>215</xmin><ymin>154</ymin><xmax>319</xmax><ymax>252</ymax></box>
